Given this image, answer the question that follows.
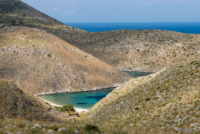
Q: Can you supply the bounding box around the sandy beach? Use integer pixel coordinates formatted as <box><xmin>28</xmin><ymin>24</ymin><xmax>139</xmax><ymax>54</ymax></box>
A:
<box><xmin>39</xmin><ymin>97</ymin><xmax>89</xmax><ymax>113</ymax></box>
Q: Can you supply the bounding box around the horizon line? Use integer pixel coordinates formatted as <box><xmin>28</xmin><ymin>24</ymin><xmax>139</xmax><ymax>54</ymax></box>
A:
<box><xmin>64</xmin><ymin>22</ymin><xmax>200</xmax><ymax>23</ymax></box>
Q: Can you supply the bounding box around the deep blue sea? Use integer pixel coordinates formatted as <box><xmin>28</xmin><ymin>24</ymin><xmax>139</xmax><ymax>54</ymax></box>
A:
<box><xmin>65</xmin><ymin>22</ymin><xmax>200</xmax><ymax>34</ymax></box>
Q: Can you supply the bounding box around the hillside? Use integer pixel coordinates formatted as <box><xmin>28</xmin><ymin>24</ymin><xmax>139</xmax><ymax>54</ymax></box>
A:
<box><xmin>70</xmin><ymin>30</ymin><xmax>200</xmax><ymax>72</ymax></box>
<box><xmin>0</xmin><ymin>26</ymin><xmax>131</xmax><ymax>95</ymax></box>
<box><xmin>86</xmin><ymin>59</ymin><xmax>200</xmax><ymax>133</ymax></box>
<box><xmin>0</xmin><ymin>0</ymin><xmax>87</xmax><ymax>39</ymax></box>
<box><xmin>1</xmin><ymin>0</ymin><xmax>200</xmax><ymax>73</ymax></box>
<box><xmin>0</xmin><ymin>78</ymin><xmax>60</xmax><ymax>122</ymax></box>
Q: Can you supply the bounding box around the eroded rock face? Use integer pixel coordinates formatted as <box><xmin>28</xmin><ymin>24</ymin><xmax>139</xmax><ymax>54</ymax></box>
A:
<box><xmin>0</xmin><ymin>27</ymin><xmax>132</xmax><ymax>95</ymax></box>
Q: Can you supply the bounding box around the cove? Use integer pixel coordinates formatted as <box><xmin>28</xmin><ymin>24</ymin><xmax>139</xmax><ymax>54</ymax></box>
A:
<box><xmin>40</xmin><ymin>72</ymin><xmax>151</xmax><ymax>110</ymax></box>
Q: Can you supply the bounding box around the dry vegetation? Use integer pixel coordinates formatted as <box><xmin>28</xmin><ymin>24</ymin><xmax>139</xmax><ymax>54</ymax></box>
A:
<box><xmin>0</xmin><ymin>78</ymin><xmax>102</xmax><ymax>134</ymax></box>
<box><xmin>70</xmin><ymin>30</ymin><xmax>200</xmax><ymax>72</ymax></box>
<box><xmin>1</xmin><ymin>0</ymin><xmax>200</xmax><ymax>73</ymax></box>
<box><xmin>0</xmin><ymin>26</ymin><xmax>131</xmax><ymax>95</ymax></box>
<box><xmin>85</xmin><ymin>59</ymin><xmax>200</xmax><ymax>133</ymax></box>
<box><xmin>0</xmin><ymin>78</ymin><xmax>60</xmax><ymax>122</ymax></box>
<box><xmin>1</xmin><ymin>0</ymin><xmax>200</xmax><ymax>133</ymax></box>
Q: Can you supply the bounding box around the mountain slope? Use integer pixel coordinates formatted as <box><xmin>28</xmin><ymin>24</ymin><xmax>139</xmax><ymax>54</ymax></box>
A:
<box><xmin>1</xmin><ymin>0</ymin><xmax>200</xmax><ymax>73</ymax></box>
<box><xmin>0</xmin><ymin>26</ymin><xmax>131</xmax><ymax>95</ymax></box>
<box><xmin>0</xmin><ymin>0</ymin><xmax>86</xmax><ymax>39</ymax></box>
<box><xmin>0</xmin><ymin>78</ymin><xmax>60</xmax><ymax>122</ymax></box>
<box><xmin>70</xmin><ymin>30</ymin><xmax>200</xmax><ymax>72</ymax></box>
<box><xmin>0</xmin><ymin>0</ymin><xmax>60</xmax><ymax>25</ymax></box>
<box><xmin>86</xmin><ymin>59</ymin><xmax>200</xmax><ymax>133</ymax></box>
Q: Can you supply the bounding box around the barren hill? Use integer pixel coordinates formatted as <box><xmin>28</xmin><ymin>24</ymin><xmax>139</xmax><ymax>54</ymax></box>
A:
<box><xmin>86</xmin><ymin>59</ymin><xmax>200</xmax><ymax>133</ymax></box>
<box><xmin>1</xmin><ymin>0</ymin><xmax>200</xmax><ymax>73</ymax></box>
<box><xmin>73</xmin><ymin>30</ymin><xmax>200</xmax><ymax>72</ymax></box>
<box><xmin>0</xmin><ymin>26</ymin><xmax>131</xmax><ymax>95</ymax></box>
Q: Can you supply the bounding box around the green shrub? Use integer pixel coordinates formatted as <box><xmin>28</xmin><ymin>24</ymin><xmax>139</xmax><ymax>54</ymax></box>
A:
<box><xmin>31</xmin><ymin>128</ymin><xmax>40</xmax><ymax>134</ymax></box>
<box><xmin>54</xmin><ymin>106</ymin><xmax>63</xmax><ymax>112</ymax></box>
<box><xmin>85</xmin><ymin>124</ymin><xmax>99</xmax><ymax>132</ymax></box>
<box><xmin>62</xmin><ymin>104</ymin><xmax>75</xmax><ymax>114</ymax></box>
<box><xmin>146</xmin><ymin>98</ymin><xmax>151</xmax><ymax>101</ymax></box>
<box><xmin>49</xmin><ymin>125</ymin><xmax>59</xmax><ymax>131</ymax></box>
<box><xmin>186</xmin><ymin>54</ymin><xmax>190</xmax><ymax>57</ymax></box>
<box><xmin>47</xmin><ymin>54</ymin><xmax>51</xmax><ymax>57</ymax></box>
<box><xmin>66</xmin><ymin>127</ymin><xmax>74</xmax><ymax>133</ymax></box>
<box><xmin>135</xmin><ymin>107</ymin><xmax>139</xmax><ymax>110</ymax></box>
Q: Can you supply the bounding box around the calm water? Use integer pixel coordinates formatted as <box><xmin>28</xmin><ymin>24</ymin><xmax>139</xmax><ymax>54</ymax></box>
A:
<box><xmin>40</xmin><ymin>72</ymin><xmax>150</xmax><ymax>109</ymax></box>
<box><xmin>65</xmin><ymin>22</ymin><xmax>200</xmax><ymax>34</ymax></box>
<box><xmin>124</xmin><ymin>71</ymin><xmax>151</xmax><ymax>77</ymax></box>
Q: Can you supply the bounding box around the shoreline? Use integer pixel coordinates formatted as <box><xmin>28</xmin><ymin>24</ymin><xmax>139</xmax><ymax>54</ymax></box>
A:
<box><xmin>39</xmin><ymin>97</ymin><xmax>89</xmax><ymax>113</ymax></box>
<box><xmin>37</xmin><ymin>83</ymin><xmax>122</xmax><ymax>96</ymax></box>
<box><xmin>120</xmin><ymin>69</ymin><xmax>155</xmax><ymax>73</ymax></box>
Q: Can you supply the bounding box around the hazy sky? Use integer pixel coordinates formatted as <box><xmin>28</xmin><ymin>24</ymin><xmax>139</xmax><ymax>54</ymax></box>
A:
<box><xmin>21</xmin><ymin>0</ymin><xmax>200</xmax><ymax>23</ymax></box>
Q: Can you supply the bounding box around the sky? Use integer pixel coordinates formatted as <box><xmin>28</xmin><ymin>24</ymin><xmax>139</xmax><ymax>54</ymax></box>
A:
<box><xmin>21</xmin><ymin>0</ymin><xmax>200</xmax><ymax>23</ymax></box>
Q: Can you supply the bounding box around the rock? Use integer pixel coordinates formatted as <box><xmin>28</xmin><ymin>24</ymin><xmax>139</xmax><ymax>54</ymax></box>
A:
<box><xmin>33</xmin><ymin>124</ymin><xmax>42</xmax><ymax>129</ymax></box>
<box><xmin>73</xmin><ymin>130</ymin><xmax>79</xmax><ymax>134</ymax></box>
<box><xmin>31</xmin><ymin>126</ymin><xmax>36</xmax><ymax>129</ymax></box>
<box><xmin>46</xmin><ymin>130</ymin><xmax>55</xmax><ymax>134</ymax></box>
<box><xmin>22</xmin><ymin>120</ymin><xmax>30</xmax><ymax>125</ymax></box>
<box><xmin>41</xmin><ymin>124</ymin><xmax>49</xmax><ymax>128</ymax></box>
<box><xmin>16</xmin><ymin>131</ymin><xmax>23</xmax><ymax>134</ymax></box>
<box><xmin>129</xmin><ymin>123</ymin><xmax>134</xmax><ymax>127</ymax></box>
<box><xmin>78</xmin><ymin>125</ymin><xmax>84</xmax><ymax>129</ymax></box>
<box><xmin>189</xmin><ymin>111</ymin><xmax>195</xmax><ymax>115</ymax></box>
<box><xmin>41</xmin><ymin>30</ymin><xmax>47</xmax><ymax>33</ymax></box>
<box><xmin>5</xmin><ymin>119</ymin><xmax>11</xmax><ymax>122</ymax></box>
<box><xmin>42</xmin><ymin>128</ymin><xmax>46</xmax><ymax>131</ymax></box>
<box><xmin>4</xmin><ymin>131</ymin><xmax>14</xmax><ymax>134</ymax></box>
<box><xmin>58</xmin><ymin>127</ymin><xmax>67</xmax><ymax>132</ymax></box>
<box><xmin>195</xmin><ymin>106</ymin><xmax>200</xmax><ymax>111</ymax></box>
<box><xmin>30</xmin><ymin>48</ymin><xmax>36</xmax><ymax>54</ymax></box>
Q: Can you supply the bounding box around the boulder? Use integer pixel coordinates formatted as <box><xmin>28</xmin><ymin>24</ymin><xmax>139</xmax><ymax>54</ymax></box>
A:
<box><xmin>33</xmin><ymin>124</ymin><xmax>42</xmax><ymax>129</ymax></box>
<box><xmin>58</xmin><ymin>127</ymin><xmax>67</xmax><ymax>132</ymax></box>
<box><xmin>46</xmin><ymin>130</ymin><xmax>55</xmax><ymax>134</ymax></box>
<box><xmin>73</xmin><ymin>130</ymin><xmax>79</xmax><ymax>134</ymax></box>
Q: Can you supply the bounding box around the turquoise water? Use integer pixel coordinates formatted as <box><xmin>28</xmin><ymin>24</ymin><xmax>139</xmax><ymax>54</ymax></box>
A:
<box><xmin>124</xmin><ymin>71</ymin><xmax>151</xmax><ymax>77</ymax></box>
<box><xmin>40</xmin><ymin>88</ymin><xmax>114</xmax><ymax>109</ymax></box>
<box><xmin>40</xmin><ymin>72</ymin><xmax>150</xmax><ymax>109</ymax></box>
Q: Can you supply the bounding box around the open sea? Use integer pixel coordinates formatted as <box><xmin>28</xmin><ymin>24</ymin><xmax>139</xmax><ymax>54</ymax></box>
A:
<box><xmin>65</xmin><ymin>22</ymin><xmax>200</xmax><ymax>34</ymax></box>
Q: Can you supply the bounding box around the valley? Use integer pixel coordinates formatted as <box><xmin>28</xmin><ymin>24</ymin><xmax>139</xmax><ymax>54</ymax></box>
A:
<box><xmin>0</xmin><ymin>0</ymin><xmax>199</xmax><ymax>133</ymax></box>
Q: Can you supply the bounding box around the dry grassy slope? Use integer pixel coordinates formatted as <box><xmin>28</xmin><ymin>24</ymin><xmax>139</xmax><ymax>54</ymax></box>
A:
<box><xmin>0</xmin><ymin>26</ymin><xmax>131</xmax><ymax>95</ymax></box>
<box><xmin>0</xmin><ymin>78</ymin><xmax>60</xmax><ymax>122</ymax></box>
<box><xmin>71</xmin><ymin>30</ymin><xmax>200</xmax><ymax>72</ymax></box>
<box><xmin>1</xmin><ymin>0</ymin><xmax>200</xmax><ymax>73</ymax></box>
<box><xmin>86</xmin><ymin>59</ymin><xmax>200</xmax><ymax>134</ymax></box>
